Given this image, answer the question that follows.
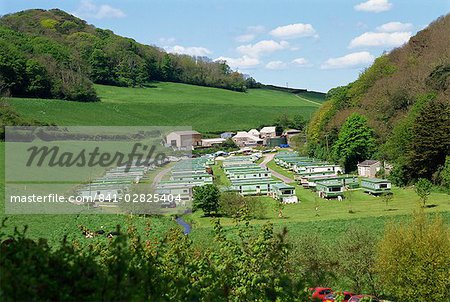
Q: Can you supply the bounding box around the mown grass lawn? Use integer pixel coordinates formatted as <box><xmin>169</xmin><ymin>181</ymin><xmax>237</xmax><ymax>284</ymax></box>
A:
<box><xmin>266</xmin><ymin>159</ymin><xmax>296</xmax><ymax>181</ymax></box>
<box><xmin>212</xmin><ymin>161</ymin><xmax>231</xmax><ymax>186</ymax></box>
<box><xmin>186</xmin><ymin>157</ymin><xmax>450</xmax><ymax>245</ymax></box>
<box><xmin>6</xmin><ymin>82</ymin><xmax>322</xmax><ymax>134</ymax></box>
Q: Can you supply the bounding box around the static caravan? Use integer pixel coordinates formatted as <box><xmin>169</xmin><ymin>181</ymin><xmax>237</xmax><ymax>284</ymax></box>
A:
<box><xmin>316</xmin><ymin>180</ymin><xmax>344</xmax><ymax>198</ymax></box>
<box><xmin>171</xmin><ymin>169</ymin><xmax>209</xmax><ymax>176</ymax></box>
<box><xmin>77</xmin><ymin>184</ymin><xmax>127</xmax><ymax>202</ymax></box>
<box><xmin>156</xmin><ymin>181</ymin><xmax>199</xmax><ymax>201</ymax></box>
<box><xmin>361</xmin><ymin>178</ymin><xmax>391</xmax><ymax>195</ymax></box>
<box><xmin>270</xmin><ymin>183</ymin><xmax>298</xmax><ymax>203</ymax></box>
<box><xmin>155</xmin><ymin>186</ymin><xmax>192</xmax><ymax>202</ymax></box>
<box><xmin>293</xmin><ymin>162</ymin><xmax>333</xmax><ymax>174</ymax></box>
<box><xmin>298</xmin><ymin>163</ymin><xmax>342</xmax><ymax>175</ymax></box>
<box><xmin>295</xmin><ymin>172</ymin><xmax>337</xmax><ymax>187</ymax></box>
<box><xmin>227</xmin><ymin>170</ymin><xmax>271</xmax><ymax>180</ymax></box>
<box><xmin>231</xmin><ymin>178</ymin><xmax>280</xmax><ymax>196</ymax></box>
<box><xmin>301</xmin><ymin>175</ymin><xmax>359</xmax><ymax>190</ymax></box>
<box><xmin>170</xmin><ymin>172</ymin><xmax>213</xmax><ymax>183</ymax></box>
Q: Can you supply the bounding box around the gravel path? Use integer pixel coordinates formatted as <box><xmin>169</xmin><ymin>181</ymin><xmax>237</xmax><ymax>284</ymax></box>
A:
<box><xmin>259</xmin><ymin>153</ymin><xmax>294</xmax><ymax>183</ymax></box>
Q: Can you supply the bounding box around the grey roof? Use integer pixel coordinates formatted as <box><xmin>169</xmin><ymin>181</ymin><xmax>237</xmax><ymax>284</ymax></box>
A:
<box><xmin>358</xmin><ymin>160</ymin><xmax>380</xmax><ymax>166</ymax></box>
<box><xmin>168</xmin><ymin>130</ymin><xmax>200</xmax><ymax>135</ymax></box>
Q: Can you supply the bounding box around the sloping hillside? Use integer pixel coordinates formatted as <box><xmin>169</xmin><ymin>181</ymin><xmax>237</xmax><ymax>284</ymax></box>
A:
<box><xmin>0</xmin><ymin>9</ymin><xmax>254</xmax><ymax>102</ymax></box>
<box><xmin>308</xmin><ymin>14</ymin><xmax>450</xmax><ymax>184</ymax></box>
<box><xmin>5</xmin><ymin>82</ymin><xmax>322</xmax><ymax>133</ymax></box>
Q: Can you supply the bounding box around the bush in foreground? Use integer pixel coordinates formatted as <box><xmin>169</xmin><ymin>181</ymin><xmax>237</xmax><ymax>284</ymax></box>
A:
<box><xmin>375</xmin><ymin>211</ymin><xmax>450</xmax><ymax>301</ymax></box>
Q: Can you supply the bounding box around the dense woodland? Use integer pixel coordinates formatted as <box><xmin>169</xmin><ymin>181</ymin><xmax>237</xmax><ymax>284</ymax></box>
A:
<box><xmin>307</xmin><ymin>14</ymin><xmax>450</xmax><ymax>187</ymax></box>
<box><xmin>0</xmin><ymin>9</ymin><xmax>258</xmax><ymax>102</ymax></box>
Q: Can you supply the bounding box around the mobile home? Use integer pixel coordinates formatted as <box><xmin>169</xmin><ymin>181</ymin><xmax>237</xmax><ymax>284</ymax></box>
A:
<box><xmin>361</xmin><ymin>178</ymin><xmax>391</xmax><ymax>195</ymax></box>
<box><xmin>316</xmin><ymin>180</ymin><xmax>344</xmax><ymax>199</ymax></box>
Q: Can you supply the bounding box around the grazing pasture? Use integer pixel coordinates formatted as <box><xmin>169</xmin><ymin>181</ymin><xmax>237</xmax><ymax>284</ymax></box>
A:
<box><xmin>5</xmin><ymin>82</ymin><xmax>323</xmax><ymax>134</ymax></box>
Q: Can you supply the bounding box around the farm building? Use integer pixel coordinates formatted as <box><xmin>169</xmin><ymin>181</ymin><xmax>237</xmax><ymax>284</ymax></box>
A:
<box><xmin>357</xmin><ymin>160</ymin><xmax>382</xmax><ymax>178</ymax></box>
<box><xmin>283</xmin><ymin>129</ymin><xmax>301</xmax><ymax>138</ymax></box>
<box><xmin>220</xmin><ymin>132</ymin><xmax>235</xmax><ymax>139</ymax></box>
<box><xmin>248</xmin><ymin>129</ymin><xmax>260</xmax><ymax>137</ymax></box>
<box><xmin>316</xmin><ymin>180</ymin><xmax>344</xmax><ymax>199</ymax></box>
<box><xmin>270</xmin><ymin>183</ymin><xmax>298</xmax><ymax>203</ymax></box>
<box><xmin>165</xmin><ymin>130</ymin><xmax>202</xmax><ymax>149</ymax></box>
<box><xmin>361</xmin><ymin>178</ymin><xmax>392</xmax><ymax>195</ymax></box>
<box><xmin>283</xmin><ymin>129</ymin><xmax>301</xmax><ymax>144</ymax></box>
<box><xmin>259</xmin><ymin>126</ymin><xmax>277</xmax><ymax>139</ymax></box>
<box><xmin>232</xmin><ymin>131</ymin><xmax>263</xmax><ymax>147</ymax></box>
<box><xmin>201</xmin><ymin>138</ymin><xmax>226</xmax><ymax>147</ymax></box>
<box><xmin>266</xmin><ymin>137</ymin><xmax>287</xmax><ymax>147</ymax></box>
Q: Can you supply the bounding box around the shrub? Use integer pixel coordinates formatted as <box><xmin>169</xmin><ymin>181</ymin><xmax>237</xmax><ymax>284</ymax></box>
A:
<box><xmin>375</xmin><ymin>212</ymin><xmax>450</xmax><ymax>301</ymax></box>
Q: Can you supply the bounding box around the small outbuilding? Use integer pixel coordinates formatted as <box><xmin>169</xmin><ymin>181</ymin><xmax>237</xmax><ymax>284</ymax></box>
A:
<box><xmin>220</xmin><ymin>132</ymin><xmax>235</xmax><ymax>139</ymax></box>
<box><xmin>201</xmin><ymin>138</ymin><xmax>226</xmax><ymax>147</ymax></box>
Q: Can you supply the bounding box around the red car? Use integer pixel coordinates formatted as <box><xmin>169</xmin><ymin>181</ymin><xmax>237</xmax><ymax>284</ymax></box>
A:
<box><xmin>323</xmin><ymin>291</ymin><xmax>355</xmax><ymax>302</ymax></box>
<box><xmin>309</xmin><ymin>287</ymin><xmax>333</xmax><ymax>300</ymax></box>
<box><xmin>348</xmin><ymin>295</ymin><xmax>379</xmax><ymax>302</ymax></box>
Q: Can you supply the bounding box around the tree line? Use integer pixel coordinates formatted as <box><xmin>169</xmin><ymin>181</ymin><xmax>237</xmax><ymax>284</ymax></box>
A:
<box><xmin>306</xmin><ymin>15</ymin><xmax>450</xmax><ymax>187</ymax></box>
<box><xmin>0</xmin><ymin>9</ymin><xmax>259</xmax><ymax>102</ymax></box>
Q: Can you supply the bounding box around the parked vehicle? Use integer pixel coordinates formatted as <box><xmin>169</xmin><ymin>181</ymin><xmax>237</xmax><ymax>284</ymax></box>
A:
<box><xmin>323</xmin><ymin>291</ymin><xmax>355</xmax><ymax>302</ymax></box>
<box><xmin>309</xmin><ymin>287</ymin><xmax>333</xmax><ymax>300</ymax></box>
<box><xmin>348</xmin><ymin>295</ymin><xmax>379</xmax><ymax>302</ymax></box>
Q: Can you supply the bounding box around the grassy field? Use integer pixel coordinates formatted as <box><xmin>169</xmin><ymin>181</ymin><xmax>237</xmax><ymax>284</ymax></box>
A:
<box><xmin>6</xmin><ymin>82</ymin><xmax>323</xmax><ymax>134</ymax></box>
<box><xmin>186</xmin><ymin>185</ymin><xmax>450</xmax><ymax>229</ymax></box>
<box><xmin>186</xmin><ymin>158</ymin><xmax>450</xmax><ymax>246</ymax></box>
<box><xmin>212</xmin><ymin>160</ymin><xmax>231</xmax><ymax>186</ymax></box>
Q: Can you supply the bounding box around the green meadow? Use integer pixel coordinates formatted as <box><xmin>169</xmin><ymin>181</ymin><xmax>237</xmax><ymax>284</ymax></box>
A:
<box><xmin>5</xmin><ymin>82</ymin><xmax>323</xmax><ymax>134</ymax></box>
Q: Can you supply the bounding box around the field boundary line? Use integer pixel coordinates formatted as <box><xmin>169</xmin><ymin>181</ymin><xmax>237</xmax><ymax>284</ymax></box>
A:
<box><xmin>294</xmin><ymin>94</ymin><xmax>322</xmax><ymax>106</ymax></box>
